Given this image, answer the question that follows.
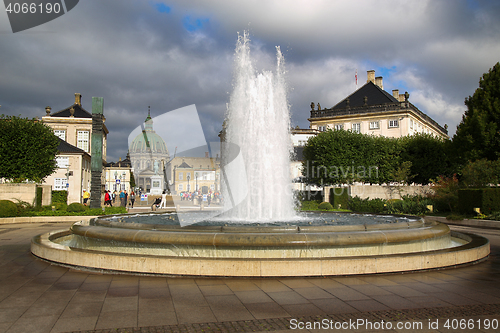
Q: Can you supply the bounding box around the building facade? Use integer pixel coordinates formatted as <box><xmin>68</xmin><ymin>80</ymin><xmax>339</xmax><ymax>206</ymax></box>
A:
<box><xmin>105</xmin><ymin>155</ymin><xmax>132</xmax><ymax>194</ymax></box>
<box><xmin>167</xmin><ymin>156</ymin><xmax>220</xmax><ymax>195</ymax></box>
<box><xmin>129</xmin><ymin>110</ymin><xmax>169</xmax><ymax>193</ymax></box>
<box><xmin>42</xmin><ymin>93</ymin><xmax>108</xmax><ymax>203</ymax></box>
<box><xmin>308</xmin><ymin>70</ymin><xmax>448</xmax><ymax>139</ymax></box>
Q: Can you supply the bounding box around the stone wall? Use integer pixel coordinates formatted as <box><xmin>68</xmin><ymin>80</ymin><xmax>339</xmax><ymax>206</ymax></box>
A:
<box><xmin>0</xmin><ymin>183</ymin><xmax>52</xmax><ymax>206</ymax></box>
<box><xmin>324</xmin><ymin>184</ymin><xmax>433</xmax><ymax>202</ymax></box>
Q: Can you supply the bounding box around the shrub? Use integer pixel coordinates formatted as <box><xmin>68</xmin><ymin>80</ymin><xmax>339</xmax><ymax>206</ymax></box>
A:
<box><xmin>458</xmin><ymin>188</ymin><xmax>500</xmax><ymax>215</ymax></box>
<box><xmin>300</xmin><ymin>200</ymin><xmax>321</xmax><ymax>211</ymax></box>
<box><xmin>52</xmin><ymin>190</ymin><xmax>68</xmax><ymax>204</ymax></box>
<box><xmin>318</xmin><ymin>202</ymin><xmax>333</xmax><ymax>210</ymax></box>
<box><xmin>348</xmin><ymin>196</ymin><xmax>386</xmax><ymax>213</ymax></box>
<box><xmin>329</xmin><ymin>187</ymin><xmax>349</xmax><ymax>209</ymax></box>
<box><xmin>67</xmin><ymin>202</ymin><xmax>88</xmax><ymax>212</ymax></box>
<box><xmin>0</xmin><ymin>200</ymin><xmax>18</xmax><ymax>217</ymax></box>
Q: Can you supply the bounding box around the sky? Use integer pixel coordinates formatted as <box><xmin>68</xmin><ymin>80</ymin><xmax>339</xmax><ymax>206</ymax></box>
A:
<box><xmin>1</xmin><ymin>0</ymin><xmax>499</xmax><ymax>162</ymax></box>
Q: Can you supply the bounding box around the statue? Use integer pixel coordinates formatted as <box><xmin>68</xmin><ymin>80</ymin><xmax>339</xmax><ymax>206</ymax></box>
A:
<box><xmin>153</xmin><ymin>160</ymin><xmax>159</xmax><ymax>175</ymax></box>
<box><xmin>310</xmin><ymin>102</ymin><xmax>315</xmax><ymax>111</ymax></box>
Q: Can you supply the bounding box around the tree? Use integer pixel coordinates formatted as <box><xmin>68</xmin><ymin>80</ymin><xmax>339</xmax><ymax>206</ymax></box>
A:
<box><xmin>0</xmin><ymin>115</ymin><xmax>59</xmax><ymax>182</ymax></box>
<box><xmin>453</xmin><ymin>62</ymin><xmax>500</xmax><ymax>162</ymax></box>
<box><xmin>399</xmin><ymin>133</ymin><xmax>453</xmax><ymax>184</ymax></box>
<box><xmin>302</xmin><ymin>129</ymin><xmax>400</xmax><ymax>186</ymax></box>
<box><xmin>460</xmin><ymin>158</ymin><xmax>500</xmax><ymax>188</ymax></box>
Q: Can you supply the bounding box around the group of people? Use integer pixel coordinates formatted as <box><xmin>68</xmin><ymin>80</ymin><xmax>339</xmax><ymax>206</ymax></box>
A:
<box><xmin>103</xmin><ymin>189</ymin><xmax>136</xmax><ymax>208</ymax></box>
<box><xmin>179</xmin><ymin>191</ymin><xmax>221</xmax><ymax>206</ymax></box>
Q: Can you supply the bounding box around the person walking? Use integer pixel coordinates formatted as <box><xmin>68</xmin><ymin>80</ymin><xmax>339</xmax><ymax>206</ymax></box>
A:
<box><xmin>83</xmin><ymin>189</ymin><xmax>90</xmax><ymax>206</ymax></box>
<box><xmin>129</xmin><ymin>191</ymin><xmax>135</xmax><ymax>208</ymax></box>
<box><xmin>124</xmin><ymin>190</ymin><xmax>128</xmax><ymax>208</ymax></box>
<box><xmin>112</xmin><ymin>190</ymin><xmax>117</xmax><ymax>204</ymax></box>
<box><xmin>104</xmin><ymin>190</ymin><xmax>112</xmax><ymax>207</ymax></box>
<box><xmin>159</xmin><ymin>190</ymin><xmax>167</xmax><ymax>209</ymax></box>
<box><xmin>119</xmin><ymin>190</ymin><xmax>125</xmax><ymax>207</ymax></box>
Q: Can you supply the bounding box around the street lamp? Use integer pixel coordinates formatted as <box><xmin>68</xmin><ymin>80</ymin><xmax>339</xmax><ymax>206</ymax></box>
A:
<box><xmin>187</xmin><ymin>174</ymin><xmax>191</xmax><ymax>192</ymax></box>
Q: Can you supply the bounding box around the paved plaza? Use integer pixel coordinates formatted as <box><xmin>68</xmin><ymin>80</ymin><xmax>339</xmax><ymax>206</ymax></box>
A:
<box><xmin>0</xmin><ymin>221</ymin><xmax>499</xmax><ymax>333</ymax></box>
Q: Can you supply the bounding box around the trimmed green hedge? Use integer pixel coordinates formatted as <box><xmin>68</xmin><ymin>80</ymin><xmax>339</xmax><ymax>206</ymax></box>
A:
<box><xmin>458</xmin><ymin>188</ymin><xmax>500</xmax><ymax>215</ymax></box>
<box><xmin>329</xmin><ymin>187</ymin><xmax>349</xmax><ymax>210</ymax></box>
<box><xmin>318</xmin><ymin>202</ymin><xmax>333</xmax><ymax>210</ymax></box>
<box><xmin>0</xmin><ymin>200</ymin><xmax>18</xmax><ymax>217</ymax></box>
<box><xmin>52</xmin><ymin>190</ymin><xmax>68</xmax><ymax>204</ymax></box>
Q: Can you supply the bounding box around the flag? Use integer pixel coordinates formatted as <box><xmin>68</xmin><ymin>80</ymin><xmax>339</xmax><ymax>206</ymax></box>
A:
<box><xmin>355</xmin><ymin>69</ymin><xmax>358</xmax><ymax>86</ymax></box>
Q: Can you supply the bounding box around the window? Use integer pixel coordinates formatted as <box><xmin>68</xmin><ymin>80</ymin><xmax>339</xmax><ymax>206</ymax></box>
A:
<box><xmin>178</xmin><ymin>172</ymin><xmax>183</xmax><ymax>180</ymax></box>
<box><xmin>351</xmin><ymin>123</ymin><xmax>361</xmax><ymax>133</ymax></box>
<box><xmin>318</xmin><ymin>125</ymin><xmax>326</xmax><ymax>132</ymax></box>
<box><xmin>334</xmin><ymin>124</ymin><xmax>343</xmax><ymax>131</ymax></box>
<box><xmin>77</xmin><ymin>131</ymin><xmax>89</xmax><ymax>152</ymax></box>
<box><xmin>410</xmin><ymin>119</ymin><xmax>414</xmax><ymax>129</ymax></box>
<box><xmin>389</xmin><ymin>119</ymin><xmax>399</xmax><ymax>128</ymax></box>
<box><xmin>178</xmin><ymin>184</ymin><xmax>183</xmax><ymax>191</ymax></box>
<box><xmin>54</xmin><ymin>130</ymin><xmax>65</xmax><ymax>140</ymax></box>
<box><xmin>54</xmin><ymin>178</ymin><xmax>67</xmax><ymax>191</ymax></box>
<box><xmin>56</xmin><ymin>156</ymin><xmax>69</xmax><ymax>168</ymax></box>
<box><xmin>369</xmin><ymin>121</ymin><xmax>379</xmax><ymax>130</ymax></box>
<box><xmin>210</xmin><ymin>184</ymin><xmax>215</xmax><ymax>191</ymax></box>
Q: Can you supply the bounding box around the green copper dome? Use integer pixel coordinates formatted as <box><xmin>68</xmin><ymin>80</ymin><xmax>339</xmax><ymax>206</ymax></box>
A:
<box><xmin>129</xmin><ymin>111</ymin><xmax>168</xmax><ymax>154</ymax></box>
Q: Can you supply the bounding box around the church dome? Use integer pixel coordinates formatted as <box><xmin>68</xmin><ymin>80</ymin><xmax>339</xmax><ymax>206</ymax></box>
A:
<box><xmin>129</xmin><ymin>111</ymin><xmax>169</xmax><ymax>155</ymax></box>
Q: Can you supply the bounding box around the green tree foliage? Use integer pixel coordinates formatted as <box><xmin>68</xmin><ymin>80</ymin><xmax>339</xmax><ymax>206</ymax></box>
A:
<box><xmin>453</xmin><ymin>62</ymin><xmax>500</xmax><ymax>162</ymax></box>
<box><xmin>302</xmin><ymin>130</ymin><xmax>400</xmax><ymax>186</ymax></box>
<box><xmin>399</xmin><ymin>133</ymin><xmax>453</xmax><ymax>184</ymax></box>
<box><xmin>0</xmin><ymin>115</ymin><xmax>59</xmax><ymax>182</ymax></box>
<box><xmin>430</xmin><ymin>174</ymin><xmax>460</xmax><ymax>212</ymax></box>
<box><xmin>460</xmin><ymin>158</ymin><xmax>500</xmax><ymax>188</ymax></box>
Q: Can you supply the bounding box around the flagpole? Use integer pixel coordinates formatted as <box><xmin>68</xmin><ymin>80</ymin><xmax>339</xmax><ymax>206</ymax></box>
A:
<box><xmin>355</xmin><ymin>69</ymin><xmax>358</xmax><ymax>90</ymax></box>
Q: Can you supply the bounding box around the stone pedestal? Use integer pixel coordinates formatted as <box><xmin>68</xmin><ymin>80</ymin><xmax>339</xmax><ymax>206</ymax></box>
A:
<box><xmin>150</xmin><ymin>175</ymin><xmax>163</xmax><ymax>195</ymax></box>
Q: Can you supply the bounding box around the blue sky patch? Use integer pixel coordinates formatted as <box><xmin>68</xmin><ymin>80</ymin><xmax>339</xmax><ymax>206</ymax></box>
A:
<box><xmin>183</xmin><ymin>16</ymin><xmax>209</xmax><ymax>32</ymax></box>
<box><xmin>154</xmin><ymin>2</ymin><xmax>171</xmax><ymax>13</ymax></box>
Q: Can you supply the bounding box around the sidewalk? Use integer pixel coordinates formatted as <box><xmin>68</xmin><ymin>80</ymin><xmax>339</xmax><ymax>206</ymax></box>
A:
<box><xmin>0</xmin><ymin>221</ymin><xmax>499</xmax><ymax>333</ymax></box>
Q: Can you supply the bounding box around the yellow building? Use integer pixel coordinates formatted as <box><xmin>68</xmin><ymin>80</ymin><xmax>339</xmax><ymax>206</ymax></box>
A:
<box><xmin>168</xmin><ymin>157</ymin><xmax>220</xmax><ymax>195</ymax></box>
<box><xmin>42</xmin><ymin>93</ymin><xmax>108</xmax><ymax>203</ymax></box>
<box><xmin>309</xmin><ymin>70</ymin><xmax>448</xmax><ymax>139</ymax></box>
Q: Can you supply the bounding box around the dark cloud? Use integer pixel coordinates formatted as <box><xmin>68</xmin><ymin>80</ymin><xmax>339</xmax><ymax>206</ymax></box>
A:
<box><xmin>1</xmin><ymin>0</ymin><xmax>498</xmax><ymax>161</ymax></box>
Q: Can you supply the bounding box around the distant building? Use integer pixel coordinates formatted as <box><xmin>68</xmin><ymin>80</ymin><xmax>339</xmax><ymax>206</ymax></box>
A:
<box><xmin>42</xmin><ymin>138</ymin><xmax>91</xmax><ymax>204</ymax></box>
<box><xmin>128</xmin><ymin>109</ymin><xmax>169</xmax><ymax>193</ymax></box>
<box><xmin>308</xmin><ymin>70</ymin><xmax>448</xmax><ymax>139</ymax></box>
<box><xmin>42</xmin><ymin>93</ymin><xmax>108</xmax><ymax>203</ymax></box>
<box><xmin>105</xmin><ymin>154</ymin><xmax>132</xmax><ymax>193</ymax></box>
<box><xmin>167</xmin><ymin>156</ymin><xmax>220</xmax><ymax>194</ymax></box>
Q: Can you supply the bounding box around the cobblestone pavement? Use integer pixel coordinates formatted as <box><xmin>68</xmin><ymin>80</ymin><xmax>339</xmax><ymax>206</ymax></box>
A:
<box><xmin>0</xmin><ymin>222</ymin><xmax>499</xmax><ymax>333</ymax></box>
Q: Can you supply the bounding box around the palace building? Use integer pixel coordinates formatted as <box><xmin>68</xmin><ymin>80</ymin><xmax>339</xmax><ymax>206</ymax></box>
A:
<box><xmin>308</xmin><ymin>70</ymin><xmax>448</xmax><ymax>139</ymax></box>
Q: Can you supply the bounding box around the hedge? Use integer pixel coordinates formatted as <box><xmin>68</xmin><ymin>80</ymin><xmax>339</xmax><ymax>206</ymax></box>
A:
<box><xmin>329</xmin><ymin>187</ymin><xmax>349</xmax><ymax>210</ymax></box>
<box><xmin>458</xmin><ymin>188</ymin><xmax>500</xmax><ymax>215</ymax></box>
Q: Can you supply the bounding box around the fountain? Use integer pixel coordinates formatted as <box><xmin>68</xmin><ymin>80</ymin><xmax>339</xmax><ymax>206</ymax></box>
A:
<box><xmin>31</xmin><ymin>33</ymin><xmax>489</xmax><ymax>277</ymax></box>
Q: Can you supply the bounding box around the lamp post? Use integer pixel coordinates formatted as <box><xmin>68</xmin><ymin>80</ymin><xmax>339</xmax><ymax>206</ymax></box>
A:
<box><xmin>187</xmin><ymin>174</ymin><xmax>191</xmax><ymax>192</ymax></box>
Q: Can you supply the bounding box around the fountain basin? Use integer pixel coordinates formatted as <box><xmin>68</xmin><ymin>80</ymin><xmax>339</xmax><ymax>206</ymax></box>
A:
<box><xmin>31</xmin><ymin>212</ymin><xmax>490</xmax><ymax>277</ymax></box>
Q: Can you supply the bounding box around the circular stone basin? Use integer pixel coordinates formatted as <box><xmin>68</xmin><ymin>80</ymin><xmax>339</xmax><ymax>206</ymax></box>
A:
<box><xmin>31</xmin><ymin>212</ymin><xmax>490</xmax><ymax>277</ymax></box>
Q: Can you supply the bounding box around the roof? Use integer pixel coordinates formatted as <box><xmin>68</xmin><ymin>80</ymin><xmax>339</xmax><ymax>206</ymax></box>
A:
<box><xmin>332</xmin><ymin>81</ymin><xmax>399</xmax><ymax>109</ymax></box>
<box><xmin>57</xmin><ymin>138</ymin><xmax>87</xmax><ymax>155</ymax></box>
<box><xmin>178</xmin><ymin>161</ymin><xmax>192</xmax><ymax>168</ymax></box>
<box><xmin>50</xmin><ymin>104</ymin><xmax>92</xmax><ymax>118</ymax></box>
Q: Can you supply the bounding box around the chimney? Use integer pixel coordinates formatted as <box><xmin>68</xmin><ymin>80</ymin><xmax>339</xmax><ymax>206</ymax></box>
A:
<box><xmin>399</xmin><ymin>94</ymin><xmax>405</xmax><ymax>102</ymax></box>
<box><xmin>375</xmin><ymin>76</ymin><xmax>383</xmax><ymax>89</ymax></box>
<box><xmin>367</xmin><ymin>70</ymin><xmax>375</xmax><ymax>83</ymax></box>
<box><xmin>205</xmin><ymin>152</ymin><xmax>209</xmax><ymax>158</ymax></box>
<box><xmin>392</xmin><ymin>89</ymin><xmax>399</xmax><ymax>99</ymax></box>
<box><xmin>75</xmin><ymin>93</ymin><xmax>82</xmax><ymax>106</ymax></box>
